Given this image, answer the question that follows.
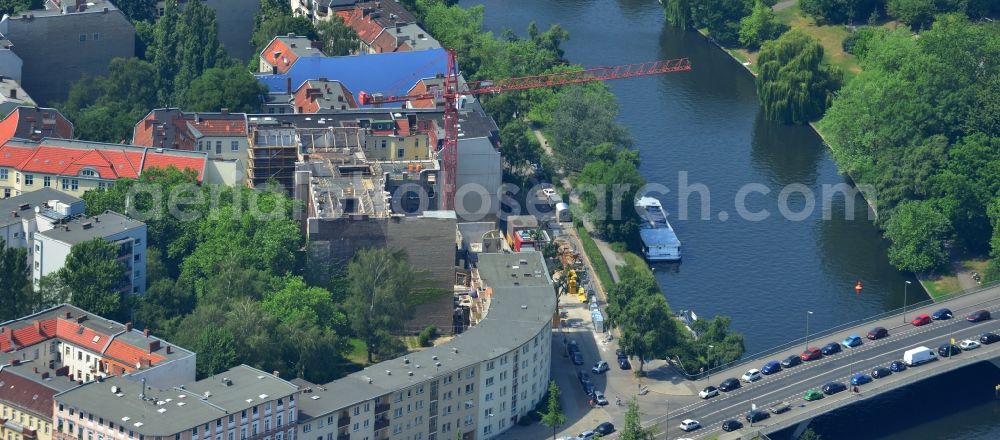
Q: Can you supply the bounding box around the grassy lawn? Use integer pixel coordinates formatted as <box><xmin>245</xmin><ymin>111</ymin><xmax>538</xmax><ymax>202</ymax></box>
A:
<box><xmin>775</xmin><ymin>4</ymin><xmax>861</xmax><ymax>76</ymax></box>
<box><xmin>922</xmin><ymin>258</ymin><xmax>990</xmax><ymax>300</ymax></box>
<box><xmin>576</xmin><ymin>225</ymin><xmax>615</xmax><ymax>290</ymax></box>
<box><xmin>622</xmin><ymin>252</ymin><xmax>654</xmax><ymax>278</ymax></box>
<box><xmin>346</xmin><ymin>338</ymin><xmax>369</xmax><ymax>366</ymax></box>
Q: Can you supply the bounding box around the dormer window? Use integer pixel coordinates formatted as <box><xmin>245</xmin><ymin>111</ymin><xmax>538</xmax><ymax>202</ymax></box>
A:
<box><xmin>80</xmin><ymin>169</ymin><xmax>97</xmax><ymax>177</ymax></box>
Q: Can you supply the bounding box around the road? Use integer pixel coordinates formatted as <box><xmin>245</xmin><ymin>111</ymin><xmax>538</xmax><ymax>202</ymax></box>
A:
<box><xmin>639</xmin><ymin>287</ymin><xmax>1000</xmax><ymax>439</ymax></box>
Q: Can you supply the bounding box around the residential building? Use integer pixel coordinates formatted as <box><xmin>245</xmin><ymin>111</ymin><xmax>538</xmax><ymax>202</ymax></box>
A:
<box><xmin>0</xmin><ymin>188</ymin><xmax>82</xmax><ymax>255</ymax></box>
<box><xmin>343</xmin><ymin>2</ymin><xmax>438</xmax><ymax>54</ymax></box>
<box><xmin>0</xmin><ymin>139</ymin><xmax>209</xmax><ymax>198</ymax></box>
<box><xmin>131</xmin><ymin>109</ymin><xmax>248</xmax><ymax>186</ymax></box>
<box><xmin>0</xmin><ymin>76</ymin><xmax>34</xmax><ymax>108</ymax></box>
<box><xmin>0</xmin><ymin>36</ymin><xmax>21</xmax><ymax>82</ymax></box>
<box><xmin>293</xmin><ymin>252</ymin><xmax>555</xmax><ymax>440</ymax></box>
<box><xmin>0</xmin><ymin>304</ymin><xmax>196</xmax><ymax>388</ymax></box>
<box><xmin>0</xmin><ymin>364</ymin><xmax>76</xmax><ymax>440</ymax></box>
<box><xmin>451</xmin><ymin>103</ymin><xmax>501</xmax><ymax>222</ymax></box>
<box><xmin>292</xmin><ymin>79</ymin><xmax>357</xmax><ymax>113</ymax></box>
<box><xmin>291</xmin><ymin>0</ymin><xmax>358</xmax><ymax>22</ymax></box>
<box><xmin>259</xmin><ymin>34</ymin><xmax>326</xmax><ymax>74</ymax></box>
<box><xmin>0</xmin><ymin>0</ymin><xmax>135</xmax><ymax>105</ymax></box>
<box><xmin>32</xmin><ymin>210</ymin><xmax>147</xmax><ymax>294</ymax></box>
<box><xmin>0</xmin><ymin>107</ymin><xmax>74</xmax><ymax>155</ymax></box>
<box><xmin>52</xmin><ymin>365</ymin><xmax>299</xmax><ymax>440</ymax></box>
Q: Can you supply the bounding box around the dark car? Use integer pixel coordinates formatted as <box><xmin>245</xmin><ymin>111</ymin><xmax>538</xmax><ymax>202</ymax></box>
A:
<box><xmin>572</xmin><ymin>352</ymin><xmax>584</xmax><ymax>365</ymax></box>
<box><xmin>801</xmin><ymin>347</ymin><xmax>822</xmax><ymax>361</ymax></box>
<box><xmin>722</xmin><ymin>420</ymin><xmax>743</xmax><ymax>432</ymax></box>
<box><xmin>568</xmin><ymin>339</ymin><xmax>580</xmax><ymax>354</ymax></box>
<box><xmin>781</xmin><ymin>354</ymin><xmax>803</xmax><ymax>368</ymax></box>
<box><xmin>577</xmin><ymin>371</ymin><xmax>590</xmax><ymax>384</ymax></box>
<box><xmin>967</xmin><ymin>309</ymin><xmax>991</xmax><ymax>322</ymax></box>
<box><xmin>938</xmin><ymin>343</ymin><xmax>961</xmax><ymax>357</ymax></box>
<box><xmin>719</xmin><ymin>377</ymin><xmax>742</xmax><ymax>392</ymax></box>
<box><xmin>745</xmin><ymin>410</ymin><xmax>770</xmax><ymax>423</ymax></box>
<box><xmin>980</xmin><ymin>333</ymin><xmax>1000</xmax><ymax>345</ymax></box>
<box><xmin>821</xmin><ymin>342</ymin><xmax>842</xmax><ymax>356</ymax></box>
<box><xmin>911</xmin><ymin>313</ymin><xmax>932</xmax><ymax>326</ymax></box>
<box><xmin>851</xmin><ymin>373</ymin><xmax>873</xmax><ymax>386</ymax></box>
<box><xmin>594</xmin><ymin>422</ymin><xmax>615</xmax><ymax>436</ymax></box>
<box><xmin>822</xmin><ymin>382</ymin><xmax>847</xmax><ymax>395</ymax></box>
<box><xmin>872</xmin><ymin>367</ymin><xmax>893</xmax><ymax>379</ymax></box>
<box><xmin>889</xmin><ymin>360</ymin><xmax>907</xmax><ymax>372</ymax></box>
<box><xmin>932</xmin><ymin>308</ymin><xmax>953</xmax><ymax>320</ymax></box>
<box><xmin>761</xmin><ymin>360</ymin><xmax>782</xmax><ymax>375</ymax></box>
<box><xmin>615</xmin><ymin>348</ymin><xmax>626</xmax><ymax>360</ymax></box>
<box><xmin>618</xmin><ymin>357</ymin><xmax>631</xmax><ymax>370</ymax></box>
<box><xmin>867</xmin><ymin>326</ymin><xmax>889</xmax><ymax>340</ymax></box>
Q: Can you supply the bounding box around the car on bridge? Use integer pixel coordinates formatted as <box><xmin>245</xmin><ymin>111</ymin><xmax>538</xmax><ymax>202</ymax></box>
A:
<box><xmin>722</xmin><ymin>419</ymin><xmax>743</xmax><ymax>432</ymax></box>
<box><xmin>699</xmin><ymin>386</ymin><xmax>719</xmax><ymax>399</ymax></box>
<box><xmin>822</xmin><ymin>382</ymin><xmax>847</xmax><ymax>395</ymax></box>
<box><xmin>851</xmin><ymin>373</ymin><xmax>873</xmax><ymax>386</ymax></box>
<box><xmin>911</xmin><ymin>313</ymin><xmax>933</xmax><ymax>326</ymax></box>
<box><xmin>801</xmin><ymin>347</ymin><xmax>822</xmax><ymax>361</ymax></box>
<box><xmin>594</xmin><ymin>422</ymin><xmax>615</xmax><ymax>436</ymax></box>
<box><xmin>938</xmin><ymin>343</ymin><xmax>961</xmax><ymax>357</ymax></box>
<box><xmin>932</xmin><ymin>308</ymin><xmax>953</xmax><ymax>320</ymax></box>
<box><xmin>871</xmin><ymin>366</ymin><xmax>893</xmax><ymax>379</ymax></box>
<box><xmin>959</xmin><ymin>339</ymin><xmax>980</xmax><ymax>350</ymax></box>
<box><xmin>679</xmin><ymin>419</ymin><xmax>701</xmax><ymax>432</ymax></box>
<box><xmin>822</xmin><ymin>342</ymin><xmax>843</xmax><ymax>355</ymax></box>
<box><xmin>761</xmin><ymin>360</ymin><xmax>782</xmax><ymax>375</ymax></box>
<box><xmin>867</xmin><ymin>326</ymin><xmax>889</xmax><ymax>340</ymax></box>
<box><xmin>889</xmin><ymin>360</ymin><xmax>907</xmax><ymax>372</ymax></box>
<box><xmin>719</xmin><ymin>377</ymin><xmax>741</xmax><ymax>392</ymax></box>
<box><xmin>980</xmin><ymin>333</ymin><xmax>1000</xmax><ymax>344</ymax></box>
<box><xmin>769</xmin><ymin>401</ymin><xmax>791</xmax><ymax>414</ymax></box>
<box><xmin>745</xmin><ymin>410</ymin><xmax>770</xmax><ymax>424</ymax></box>
<box><xmin>842</xmin><ymin>335</ymin><xmax>863</xmax><ymax>348</ymax></box>
<box><xmin>803</xmin><ymin>388</ymin><xmax>824</xmax><ymax>401</ymax></box>
<box><xmin>741</xmin><ymin>369</ymin><xmax>763</xmax><ymax>383</ymax></box>
<box><xmin>967</xmin><ymin>309</ymin><xmax>991</xmax><ymax>322</ymax></box>
<box><xmin>782</xmin><ymin>354</ymin><xmax>803</xmax><ymax>368</ymax></box>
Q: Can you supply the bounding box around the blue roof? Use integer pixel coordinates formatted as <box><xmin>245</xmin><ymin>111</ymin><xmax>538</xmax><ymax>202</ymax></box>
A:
<box><xmin>256</xmin><ymin>49</ymin><xmax>449</xmax><ymax>106</ymax></box>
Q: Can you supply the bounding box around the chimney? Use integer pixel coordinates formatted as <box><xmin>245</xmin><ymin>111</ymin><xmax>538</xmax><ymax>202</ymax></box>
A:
<box><xmin>8</xmin><ymin>89</ymin><xmax>13</xmax><ymax>100</ymax></box>
<box><xmin>124</xmin><ymin>322</ymin><xmax>132</xmax><ymax>332</ymax></box>
<box><xmin>148</xmin><ymin>340</ymin><xmax>160</xmax><ymax>353</ymax></box>
<box><xmin>143</xmin><ymin>328</ymin><xmax>150</xmax><ymax>337</ymax></box>
<box><xmin>33</xmin><ymin>320</ymin><xmax>41</xmax><ymax>333</ymax></box>
<box><xmin>287</xmin><ymin>32</ymin><xmax>295</xmax><ymax>38</ymax></box>
<box><xmin>273</xmin><ymin>370</ymin><xmax>280</xmax><ymax>378</ymax></box>
<box><xmin>166</xmin><ymin>345</ymin><xmax>172</xmax><ymax>354</ymax></box>
<box><xmin>11</xmin><ymin>359</ymin><xmax>20</xmax><ymax>366</ymax></box>
<box><xmin>286</xmin><ymin>77</ymin><xmax>292</xmax><ymax>94</ymax></box>
<box><xmin>221</xmin><ymin>108</ymin><xmax>229</xmax><ymax>115</ymax></box>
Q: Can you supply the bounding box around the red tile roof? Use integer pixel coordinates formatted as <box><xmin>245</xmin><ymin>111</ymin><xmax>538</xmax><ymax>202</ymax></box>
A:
<box><xmin>187</xmin><ymin>119</ymin><xmax>247</xmax><ymax>137</ymax></box>
<box><xmin>104</xmin><ymin>340</ymin><xmax>165</xmax><ymax>367</ymax></box>
<box><xmin>54</xmin><ymin>319</ymin><xmax>108</xmax><ymax>350</ymax></box>
<box><xmin>0</xmin><ymin>141</ymin><xmax>206</xmax><ymax>182</ymax></box>
<box><xmin>0</xmin><ymin>370</ymin><xmax>57</xmax><ymax>418</ymax></box>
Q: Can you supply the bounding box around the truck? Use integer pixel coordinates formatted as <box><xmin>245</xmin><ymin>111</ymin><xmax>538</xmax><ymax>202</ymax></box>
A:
<box><xmin>903</xmin><ymin>346</ymin><xmax>937</xmax><ymax>366</ymax></box>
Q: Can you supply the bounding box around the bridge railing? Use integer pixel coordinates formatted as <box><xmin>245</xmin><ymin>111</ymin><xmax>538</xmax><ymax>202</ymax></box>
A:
<box><xmin>674</xmin><ymin>280</ymin><xmax>1000</xmax><ymax>381</ymax></box>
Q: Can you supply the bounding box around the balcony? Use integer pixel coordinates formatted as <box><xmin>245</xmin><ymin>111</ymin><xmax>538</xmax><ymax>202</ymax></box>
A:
<box><xmin>374</xmin><ymin>403</ymin><xmax>389</xmax><ymax>414</ymax></box>
<box><xmin>337</xmin><ymin>416</ymin><xmax>349</xmax><ymax>428</ymax></box>
<box><xmin>337</xmin><ymin>434</ymin><xmax>349</xmax><ymax>440</ymax></box>
<box><xmin>374</xmin><ymin>418</ymin><xmax>390</xmax><ymax>431</ymax></box>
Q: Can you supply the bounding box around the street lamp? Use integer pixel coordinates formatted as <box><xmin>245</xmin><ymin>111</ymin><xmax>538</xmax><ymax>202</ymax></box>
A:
<box><xmin>903</xmin><ymin>280</ymin><xmax>912</xmax><ymax>323</ymax></box>
<box><xmin>706</xmin><ymin>345</ymin><xmax>714</xmax><ymax>384</ymax></box>
<box><xmin>804</xmin><ymin>311</ymin><xmax>814</xmax><ymax>352</ymax></box>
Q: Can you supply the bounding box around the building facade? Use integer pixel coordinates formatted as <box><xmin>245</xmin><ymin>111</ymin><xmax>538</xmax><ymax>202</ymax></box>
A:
<box><xmin>0</xmin><ymin>107</ymin><xmax>74</xmax><ymax>147</ymax></box>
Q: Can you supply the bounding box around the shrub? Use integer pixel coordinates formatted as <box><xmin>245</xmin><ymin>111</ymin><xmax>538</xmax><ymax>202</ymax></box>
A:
<box><xmin>417</xmin><ymin>326</ymin><xmax>438</xmax><ymax>347</ymax></box>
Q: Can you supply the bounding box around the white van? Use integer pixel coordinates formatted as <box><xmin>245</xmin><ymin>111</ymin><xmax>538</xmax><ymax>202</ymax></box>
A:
<box><xmin>555</xmin><ymin>202</ymin><xmax>571</xmax><ymax>222</ymax></box>
<box><xmin>903</xmin><ymin>346</ymin><xmax>937</xmax><ymax>366</ymax></box>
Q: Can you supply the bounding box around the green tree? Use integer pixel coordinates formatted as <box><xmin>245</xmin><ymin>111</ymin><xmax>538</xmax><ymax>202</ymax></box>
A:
<box><xmin>539</xmin><ymin>381</ymin><xmax>566</xmax><ymax>440</ymax></box>
<box><xmin>619</xmin><ymin>397</ymin><xmax>656</xmax><ymax>440</ymax></box>
<box><xmin>887</xmin><ymin>0</ymin><xmax>938</xmax><ymax>29</ymax></box>
<box><xmin>739</xmin><ymin>1</ymin><xmax>788</xmax><ymax>50</ymax></box>
<box><xmin>986</xmin><ymin>198</ymin><xmax>1000</xmax><ymax>282</ymax></box>
<box><xmin>801</xmin><ymin>0</ymin><xmax>883</xmax><ymax>25</ymax></box>
<box><xmin>115</xmin><ymin>0</ymin><xmax>158</xmax><ymax>22</ymax></box>
<box><xmin>690</xmin><ymin>0</ymin><xmax>754</xmax><ymax>46</ymax></box>
<box><xmin>190</xmin><ymin>325</ymin><xmax>238</xmax><ymax>378</ymax></box>
<box><xmin>799</xmin><ymin>427</ymin><xmax>823</xmax><ymax>439</ymax></box>
<box><xmin>0</xmin><ymin>239</ymin><xmax>32</xmax><ymax>321</ymax></box>
<box><xmin>663</xmin><ymin>0</ymin><xmax>693</xmax><ymax>29</ymax></box>
<box><xmin>575</xmin><ymin>152</ymin><xmax>645</xmax><ymax>242</ymax></box>
<box><xmin>549</xmin><ymin>85</ymin><xmax>633</xmax><ymax>172</ymax></box>
<box><xmin>251</xmin><ymin>14</ymin><xmax>317</xmax><ymax>60</ymax></box>
<box><xmin>0</xmin><ymin>0</ymin><xmax>41</xmax><ymax>16</ymax></box>
<box><xmin>171</xmin><ymin>0</ymin><xmax>232</xmax><ymax>98</ymax></box>
<box><xmin>499</xmin><ymin>119</ymin><xmax>540</xmax><ymax>170</ymax></box>
<box><xmin>58</xmin><ymin>58</ymin><xmax>160</xmax><ymax>142</ymax></box>
<box><xmin>619</xmin><ymin>291</ymin><xmax>680</xmax><ymax>373</ymax></box>
<box><xmin>344</xmin><ymin>248</ymin><xmax>420</xmax><ymax>363</ymax></box>
<box><xmin>181</xmin><ymin>66</ymin><xmax>266</xmax><ymax>113</ymax></box>
<box><xmin>884</xmin><ymin>200</ymin><xmax>952</xmax><ymax>273</ymax></box>
<box><xmin>59</xmin><ymin>238</ymin><xmax>128</xmax><ymax>321</ymax></box>
<box><xmin>757</xmin><ymin>29</ymin><xmax>842</xmax><ymax>124</ymax></box>
<box><xmin>316</xmin><ymin>16</ymin><xmax>359</xmax><ymax>56</ymax></box>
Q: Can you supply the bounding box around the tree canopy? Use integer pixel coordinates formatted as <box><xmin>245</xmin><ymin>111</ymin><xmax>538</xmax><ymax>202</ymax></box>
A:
<box><xmin>0</xmin><ymin>239</ymin><xmax>32</xmax><ymax>322</ymax></box>
<box><xmin>60</xmin><ymin>238</ymin><xmax>129</xmax><ymax>322</ymax></box>
<box><xmin>757</xmin><ymin>29</ymin><xmax>842</xmax><ymax>124</ymax></box>
<box><xmin>344</xmin><ymin>248</ymin><xmax>422</xmax><ymax>363</ymax></box>
<box><xmin>181</xmin><ymin>66</ymin><xmax>268</xmax><ymax>113</ymax></box>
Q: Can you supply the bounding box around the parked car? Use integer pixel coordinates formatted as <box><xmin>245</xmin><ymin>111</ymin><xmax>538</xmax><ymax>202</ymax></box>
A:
<box><xmin>822</xmin><ymin>342</ymin><xmax>843</xmax><ymax>355</ymax></box>
<box><xmin>572</xmin><ymin>352</ymin><xmax>584</xmax><ymax>365</ymax></box>
<box><xmin>576</xmin><ymin>430</ymin><xmax>595</xmax><ymax>440</ymax></box>
<box><xmin>618</xmin><ymin>357</ymin><xmax>631</xmax><ymax>370</ymax></box>
<box><xmin>959</xmin><ymin>339</ymin><xmax>981</xmax><ymax>351</ymax></box>
<box><xmin>592</xmin><ymin>361</ymin><xmax>609</xmax><ymax>374</ymax></box>
<box><xmin>719</xmin><ymin>378</ymin><xmax>741</xmax><ymax>392</ymax></box>
<box><xmin>801</xmin><ymin>347</ymin><xmax>822</xmax><ymax>361</ymax></box>
<box><xmin>594</xmin><ymin>391</ymin><xmax>608</xmax><ymax>406</ymax></box>
<box><xmin>822</xmin><ymin>382</ymin><xmax>847</xmax><ymax>395</ymax></box>
<box><xmin>741</xmin><ymin>369</ymin><xmax>762</xmax><ymax>383</ymax></box>
<box><xmin>967</xmin><ymin>309</ymin><xmax>991</xmax><ymax>322</ymax></box>
<box><xmin>679</xmin><ymin>419</ymin><xmax>701</xmax><ymax>432</ymax></box>
<box><xmin>871</xmin><ymin>367</ymin><xmax>893</xmax><ymax>379</ymax></box>
<box><xmin>867</xmin><ymin>326</ymin><xmax>889</xmax><ymax>340</ymax></box>
<box><xmin>781</xmin><ymin>354</ymin><xmax>803</xmax><ymax>368</ymax></box>
<box><xmin>932</xmin><ymin>308</ymin><xmax>953</xmax><ymax>320</ymax></box>
<box><xmin>911</xmin><ymin>314</ymin><xmax>932</xmax><ymax>326</ymax></box>
<box><xmin>615</xmin><ymin>348</ymin><xmax>626</xmax><ymax>360</ymax></box>
<box><xmin>584</xmin><ymin>383</ymin><xmax>595</xmax><ymax>397</ymax></box>
<box><xmin>761</xmin><ymin>360</ymin><xmax>782</xmax><ymax>375</ymax></box>
<box><xmin>745</xmin><ymin>410</ymin><xmax>770</xmax><ymax>423</ymax></box>
<box><xmin>851</xmin><ymin>373</ymin><xmax>873</xmax><ymax>386</ymax></box>
<box><xmin>904</xmin><ymin>346</ymin><xmax>937</xmax><ymax>366</ymax></box>
<box><xmin>938</xmin><ymin>343</ymin><xmax>961</xmax><ymax>357</ymax></box>
<box><xmin>594</xmin><ymin>422</ymin><xmax>615</xmax><ymax>436</ymax></box>
<box><xmin>889</xmin><ymin>360</ymin><xmax>907</xmax><ymax>372</ymax></box>
<box><xmin>980</xmin><ymin>333</ymin><xmax>1000</xmax><ymax>345</ymax></box>
<box><xmin>722</xmin><ymin>419</ymin><xmax>743</xmax><ymax>432</ymax></box>
<box><xmin>842</xmin><ymin>335</ymin><xmax>863</xmax><ymax>348</ymax></box>
<box><xmin>699</xmin><ymin>386</ymin><xmax>719</xmax><ymax>399</ymax></box>
<box><xmin>803</xmin><ymin>388</ymin><xmax>824</xmax><ymax>401</ymax></box>
<box><xmin>769</xmin><ymin>401</ymin><xmax>791</xmax><ymax>414</ymax></box>
<box><xmin>578</xmin><ymin>371</ymin><xmax>590</xmax><ymax>384</ymax></box>
<box><xmin>568</xmin><ymin>339</ymin><xmax>580</xmax><ymax>354</ymax></box>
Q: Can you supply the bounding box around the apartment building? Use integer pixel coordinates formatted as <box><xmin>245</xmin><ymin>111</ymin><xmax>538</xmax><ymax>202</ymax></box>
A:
<box><xmin>0</xmin><ymin>360</ymin><xmax>79</xmax><ymax>440</ymax></box>
<box><xmin>259</xmin><ymin>35</ymin><xmax>325</xmax><ymax>74</ymax></box>
<box><xmin>292</xmin><ymin>79</ymin><xmax>357</xmax><ymax>113</ymax></box>
<box><xmin>0</xmin><ymin>188</ymin><xmax>82</xmax><ymax>251</ymax></box>
<box><xmin>293</xmin><ymin>252</ymin><xmax>555</xmax><ymax>440</ymax></box>
<box><xmin>0</xmin><ymin>107</ymin><xmax>74</xmax><ymax>147</ymax></box>
<box><xmin>131</xmin><ymin>109</ymin><xmax>249</xmax><ymax>186</ymax></box>
<box><xmin>32</xmin><ymin>210</ymin><xmax>147</xmax><ymax>295</ymax></box>
<box><xmin>0</xmin><ymin>76</ymin><xmax>34</xmax><ymax>108</ymax></box>
<box><xmin>52</xmin><ymin>365</ymin><xmax>299</xmax><ymax>440</ymax></box>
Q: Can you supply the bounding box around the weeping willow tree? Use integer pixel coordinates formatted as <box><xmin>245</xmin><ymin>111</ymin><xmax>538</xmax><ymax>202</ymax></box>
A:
<box><xmin>663</xmin><ymin>0</ymin><xmax>692</xmax><ymax>29</ymax></box>
<box><xmin>756</xmin><ymin>30</ymin><xmax>842</xmax><ymax>124</ymax></box>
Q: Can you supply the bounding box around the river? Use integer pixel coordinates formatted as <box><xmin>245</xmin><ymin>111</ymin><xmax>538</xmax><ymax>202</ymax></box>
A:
<box><xmin>460</xmin><ymin>0</ymin><xmax>998</xmax><ymax>438</ymax></box>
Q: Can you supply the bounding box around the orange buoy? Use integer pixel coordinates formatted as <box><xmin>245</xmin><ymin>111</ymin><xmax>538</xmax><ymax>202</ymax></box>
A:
<box><xmin>855</xmin><ymin>280</ymin><xmax>863</xmax><ymax>294</ymax></box>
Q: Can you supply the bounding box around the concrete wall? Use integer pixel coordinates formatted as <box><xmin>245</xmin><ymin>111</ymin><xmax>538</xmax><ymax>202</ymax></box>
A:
<box><xmin>32</xmin><ymin>233</ymin><xmax>71</xmax><ymax>286</ymax></box>
<box><xmin>0</xmin><ymin>11</ymin><xmax>135</xmax><ymax>105</ymax></box>
<box><xmin>204</xmin><ymin>158</ymin><xmax>246</xmax><ymax>186</ymax></box>
<box><xmin>204</xmin><ymin>0</ymin><xmax>261</xmax><ymax>62</ymax></box>
<box><xmin>455</xmin><ymin>137</ymin><xmax>501</xmax><ymax>222</ymax></box>
<box><xmin>124</xmin><ymin>351</ymin><xmax>197</xmax><ymax>389</ymax></box>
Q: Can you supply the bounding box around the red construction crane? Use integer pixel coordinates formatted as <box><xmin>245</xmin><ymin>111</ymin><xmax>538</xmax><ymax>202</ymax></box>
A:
<box><xmin>358</xmin><ymin>50</ymin><xmax>691</xmax><ymax>211</ymax></box>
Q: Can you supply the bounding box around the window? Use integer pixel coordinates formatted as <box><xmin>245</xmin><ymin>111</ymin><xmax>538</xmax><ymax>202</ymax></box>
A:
<box><xmin>485</xmin><ymin>393</ymin><xmax>493</xmax><ymax>402</ymax></box>
<box><xmin>397</xmin><ymin>148</ymin><xmax>405</xmax><ymax>158</ymax></box>
<box><xmin>302</xmin><ymin>425</ymin><xmax>310</xmax><ymax>433</ymax></box>
<box><xmin>81</xmin><ymin>169</ymin><xmax>96</xmax><ymax>177</ymax></box>
<box><xmin>231</xmin><ymin>141</ymin><xmax>239</xmax><ymax>151</ymax></box>
<box><xmin>79</xmin><ymin>34</ymin><xmax>86</xmax><ymax>42</ymax></box>
<box><xmin>134</xmin><ymin>253</ymin><xmax>141</xmax><ymax>262</ymax></box>
<box><xmin>93</xmin><ymin>33</ymin><xmax>99</xmax><ymax>41</ymax></box>
<box><xmin>62</xmin><ymin>178</ymin><xmax>69</xmax><ymax>190</ymax></box>
<box><xmin>486</xmin><ymin>361</ymin><xmax>494</xmax><ymax>371</ymax></box>
<box><xmin>352</xmin><ymin>423</ymin><xmax>358</xmax><ymax>432</ymax></box>
<box><xmin>381</xmin><ymin>140</ymin><xmax>387</xmax><ymax>148</ymax></box>
<box><xmin>465</xmin><ymin>384</ymin><xmax>474</xmax><ymax>394</ymax></box>
<box><xmin>71</xmin><ymin>179</ymin><xmax>79</xmax><ymax>191</ymax></box>
<box><xmin>216</xmin><ymin>141</ymin><xmax>222</xmax><ymax>154</ymax></box>
<box><xmin>98</xmin><ymin>182</ymin><xmax>106</xmax><ymax>190</ymax></box>
<box><xmin>393</xmin><ymin>408</ymin><xmax>402</xmax><ymax>419</ymax></box>
<box><xmin>24</xmin><ymin>174</ymin><xmax>32</xmax><ymax>185</ymax></box>
<box><xmin>0</xmin><ymin>169</ymin><xmax>6</xmax><ymax>180</ymax></box>
<box><xmin>485</xmin><ymin>377</ymin><xmax>494</xmax><ymax>387</ymax></box>
<box><xmin>198</xmin><ymin>141</ymin><xmax>203</xmax><ymax>151</ymax></box>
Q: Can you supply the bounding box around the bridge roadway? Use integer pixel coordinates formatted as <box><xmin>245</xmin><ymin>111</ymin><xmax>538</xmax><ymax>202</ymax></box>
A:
<box><xmin>633</xmin><ymin>284</ymin><xmax>1000</xmax><ymax>440</ymax></box>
